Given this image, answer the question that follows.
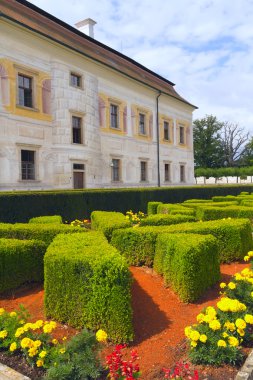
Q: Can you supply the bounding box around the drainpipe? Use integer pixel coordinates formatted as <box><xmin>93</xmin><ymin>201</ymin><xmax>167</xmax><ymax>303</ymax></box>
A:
<box><xmin>156</xmin><ymin>91</ymin><xmax>162</xmax><ymax>187</ymax></box>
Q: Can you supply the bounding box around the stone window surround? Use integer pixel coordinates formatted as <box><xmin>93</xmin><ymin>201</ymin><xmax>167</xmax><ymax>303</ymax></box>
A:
<box><xmin>69</xmin><ymin>71</ymin><xmax>84</xmax><ymax>89</ymax></box>
<box><xmin>108</xmin><ymin>97</ymin><xmax>124</xmax><ymax>132</ymax></box>
<box><xmin>163</xmin><ymin>160</ymin><xmax>172</xmax><ymax>182</ymax></box>
<box><xmin>139</xmin><ymin>157</ymin><xmax>149</xmax><ymax>182</ymax></box>
<box><xmin>14</xmin><ymin>63</ymin><xmax>39</xmax><ymax>112</ymax></box>
<box><xmin>179</xmin><ymin>162</ymin><xmax>186</xmax><ymax>183</ymax></box>
<box><xmin>110</xmin><ymin>154</ymin><xmax>123</xmax><ymax>183</ymax></box>
<box><xmin>16</xmin><ymin>143</ymin><xmax>41</xmax><ymax>182</ymax></box>
<box><xmin>69</xmin><ymin>110</ymin><xmax>85</xmax><ymax>145</ymax></box>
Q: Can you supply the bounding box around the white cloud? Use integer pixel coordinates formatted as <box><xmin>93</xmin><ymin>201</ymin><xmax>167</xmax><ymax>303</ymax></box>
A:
<box><xmin>28</xmin><ymin>0</ymin><xmax>253</xmax><ymax>133</ymax></box>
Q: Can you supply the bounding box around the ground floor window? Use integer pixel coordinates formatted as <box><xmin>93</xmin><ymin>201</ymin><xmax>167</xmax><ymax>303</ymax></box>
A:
<box><xmin>111</xmin><ymin>159</ymin><xmax>121</xmax><ymax>182</ymax></box>
<box><xmin>73</xmin><ymin>163</ymin><xmax>85</xmax><ymax>189</ymax></box>
<box><xmin>164</xmin><ymin>163</ymin><xmax>171</xmax><ymax>182</ymax></box>
<box><xmin>21</xmin><ymin>150</ymin><xmax>35</xmax><ymax>180</ymax></box>
<box><xmin>180</xmin><ymin>164</ymin><xmax>185</xmax><ymax>182</ymax></box>
<box><xmin>140</xmin><ymin>161</ymin><xmax>147</xmax><ymax>181</ymax></box>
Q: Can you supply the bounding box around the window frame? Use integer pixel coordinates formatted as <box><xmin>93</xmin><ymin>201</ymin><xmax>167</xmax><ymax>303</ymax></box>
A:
<box><xmin>73</xmin><ymin>162</ymin><xmax>85</xmax><ymax>189</ymax></box>
<box><xmin>179</xmin><ymin>125</ymin><xmax>185</xmax><ymax>144</ymax></box>
<box><xmin>138</xmin><ymin>113</ymin><xmax>146</xmax><ymax>135</ymax></box>
<box><xmin>71</xmin><ymin>115</ymin><xmax>83</xmax><ymax>144</ymax></box>
<box><xmin>17</xmin><ymin>73</ymin><xmax>33</xmax><ymax>109</ymax></box>
<box><xmin>111</xmin><ymin>158</ymin><xmax>121</xmax><ymax>182</ymax></box>
<box><xmin>164</xmin><ymin>163</ymin><xmax>171</xmax><ymax>182</ymax></box>
<box><xmin>163</xmin><ymin>120</ymin><xmax>170</xmax><ymax>141</ymax></box>
<box><xmin>140</xmin><ymin>161</ymin><xmax>148</xmax><ymax>182</ymax></box>
<box><xmin>110</xmin><ymin>103</ymin><xmax>119</xmax><ymax>130</ymax></box>
<box><xmin>70</xmin><ymin>72</ymin><xmax>83</xmax><ymax>89</ymax></box>
<box><xmin>180</xmin><ymin>164</ymin><xmax>186</xmax><ymax>183</ymax></box>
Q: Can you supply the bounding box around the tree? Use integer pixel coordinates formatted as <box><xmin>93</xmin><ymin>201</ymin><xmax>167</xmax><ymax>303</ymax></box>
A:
<box><xmin>221</xmin><ymin>122</ymin><xmax>250</xmax><ymax>167</ymax></box>
<box><xmin>193</xmin><ymin>115</ymin><xmax>224</xmax><ymax>168</ymax></box>
<box><xmin>239</xmin><ymin>137</ymin><xmax>253</xmax><ymax>166</ymax></box>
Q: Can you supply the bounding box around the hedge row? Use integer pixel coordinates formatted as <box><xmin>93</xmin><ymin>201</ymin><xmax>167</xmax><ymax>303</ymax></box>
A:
<box><xmin>0</xmin><ymin>238</ymin><xmax>46</xmax><ymax>293</ymax></box>
<box><xmin>44</xmin><ymin>231</ymin><xmax>133</xmax><ymax>343</ymax></box>
<box><xmin>147</xmin><ymin>202</ymin><xmax>163</xmax><ymax>215</ymax></box>
<box><xmin>154</xmin><ymin>233</ymin><xmax>220</xmax><ymax>302</ymax></box>
<box><xmin>0</xmin><ymin>223</ymin><xmax>85</xmax><ymax>246</ymax></box>
<box><xmin>1</xmin><ymin>185</ymin><xmax>253</xmax><ymax>223</ymax></box>
<box><xmin>157</xmin><ymin>203</ymin><xmax>194</xmax><ymax>215</ymax></box>
<box><xmin>196</xmin><ymin>206</ymin><xmax>253</xmax><ymax>222</ymax></box>
<box><xmin>91</xmin><ymin>211</ymin><xmax>131</xmax><ymax>241</ymax></box>
<box><xmin>140</xmin><ymin>214</ymin><xmax>196</xmax><ymax>226</ymax></box>
<box><xmin>111</xmin><ymin>218</ymin><xmax>252</xmax><ymax>265</ymax></box>
<box><xmin>29</xmin><ymin>215</ymin><xmax>63</xmax><ymax>224</ymax></box>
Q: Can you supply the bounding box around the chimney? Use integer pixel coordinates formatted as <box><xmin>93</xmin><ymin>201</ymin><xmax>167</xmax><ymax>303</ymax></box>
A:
<box><xmin>75</xmin><ymin>18</ymin><xmax>97</xmax><ymax>38</ymax></box>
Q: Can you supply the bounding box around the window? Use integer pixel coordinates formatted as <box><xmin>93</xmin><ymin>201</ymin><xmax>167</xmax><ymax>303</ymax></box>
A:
<box><xmin>70</xmin><ymin>73</ymin><xmax>82</xmax><ymax>88</ymax></box>
<box><xmin>18</xmin><ymin>74</ymin><xmax>33</xmax><ymax>108</ymax></box>
<box><xmin>139</xmin><ymin>113</ymin><xmax>146</xmax><ymax>135</ymax></box>
<box><xmin>111</xmin><ymin>159</ymin><xmax>120</xmax><ymax>181</ymax></box>
<box><xmin>72</xmin><ymin>116</ymin><xmax>82</xmax><ymax>144</ymax></box>
<box><xmin>140</xmin><ymin>161</ymin><xmax>147</xmax><ymax>181</ymax></box>
<box><xmin>21</xmin><ymin>150</ymin><xmax>35</xmax><ymax>180</ymax></box>
<box><xmin>164</xmin><ymin>163</ymin><xmax>170</xmax><ymax>182</ymax></box>
<box><xmin>110</xmin><ymin>104</ymin><xmax>119</xmax><ymax>129</ymax></box>
<box><xmin>164</xmin><ymin>121</ymin><xmax>170</xmax><ymax>141</ymax></box>
<box><xmin>180</xmin><ymin>165</ymin><xmax>185</xmax><ymax>182</ymax></box>
<box><xmin>73</xmin><ymin>163</ymin><xmax>85</xmax><ymax>189</ymax></box>
<box><xmin>179</xmin><ymin>126</ymin><xmax>185</xmax><ymax>144</ymax></box>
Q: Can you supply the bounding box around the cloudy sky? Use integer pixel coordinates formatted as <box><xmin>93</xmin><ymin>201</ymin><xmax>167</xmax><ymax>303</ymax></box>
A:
<box><xmin>28</xmin><ymin>0</ymin><xmax>253</xmax><ymax>133</ymax></box>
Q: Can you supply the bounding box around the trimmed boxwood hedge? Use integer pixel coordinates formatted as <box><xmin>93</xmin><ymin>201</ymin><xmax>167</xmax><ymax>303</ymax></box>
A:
<box><xmin>154</xmin><ymin>233</ymin><xmax>220</xmax><ymax>302</ymax></box>
<box><xmin>147</xmin><ymin>202</ymin><xmax>163</xmax><ymax>215</ymax></box>
<box><xmin>182</xmin><ymin>201</ymin><xmax>238</xmax><ymax>209</ymax></box>
<box><xmin>140</xmin><ymin>214</ymin><xmax>195</xmax><ymax>226</ymax></box>
<box><xmin>196</xmin><ymin>206</ymin><xmax>253</xmax><ymax>221</ymax></box>
<box><xmin>29</xmin><ymin>215</ymin><xmax>63</xmax><ymax>224</ymax></box>
<box><xmin>0</xmin><ymin>223</ymin><xmax>85</xmax><ymax>246</ymax></box>
<box><xmin>111</xmin><ymin>218</ymin><xmax>252</xmax><ymax>264</ymax></box>
<box><xmin>212</xmin><ymin>195</ymin><xmax>239</xmax><ymax>202</ymax></box>
<box><xmin>157</xmin><ymin>203</ymin><xmax>189</xmax><ymax>214</ymax></box>
<box><xmin>1</xmin><ymin>185</ymin><xmax>253</xmax><ymax>223</ymax></box>
<box><xmin>0</xmin><ymin>238</ymin><xmax>46</xmax><ymax>293</ymax></box>
<box><xmin>91</xmin><ymin>211</ymin><xmax>131</xmax><ymax>241</ymax></box>
<box><xmin>44</xmin><ymin>231</ymin><xmax>133</xmax><ymax>343</ymax></box>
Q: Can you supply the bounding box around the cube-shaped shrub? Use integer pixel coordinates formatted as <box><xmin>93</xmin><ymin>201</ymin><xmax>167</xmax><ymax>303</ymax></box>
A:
<box><xmin>111</xmin><ymin>219</ymin><xmax>252</xmax><ymax>264</ymax></box>
<box><xmin>196</xmin><ymin>206</ymin><xmax>253</xmax><ymax>222</ymax></box>
<box><xmin>29</xmin><ymin>215</ymin><xmax>63</xmax><ymax>224</ymax></box>
<box><xmin>140</xmin><ymin>214</ymin><xmax>195</xmax><ymax>226</ymax></box>
<box><xmin>147</xmin><ymin>201</ymin><xmax>163</xmax><ymax>215</ymax></box>
<box><xmin>157</xmin><ymin>203</ymin><xmax>189</xmax><ymax>215</ymax></box>
<box><xmin>44</xmin><ymin>232</ymin><xmax>133</xmax><ymax>343</ymax></box>
<box><xmin>0</xmin><ymin>223</ymin><xmax>85</xmax><ymax>246</ymax></box>
<box><xmin>91</xmin><ymin>211</ymin><xmax>131</xmax><ymax>240</ymax></box>
<box><xmin>0</xmin><ymin>238</ymin><xmax>46</xmax><ymax>293</ymax></box>
<box><xmin>154</xmin><ymin>233</ymin><xmax>220</xmax><ymax>302</ymax></box>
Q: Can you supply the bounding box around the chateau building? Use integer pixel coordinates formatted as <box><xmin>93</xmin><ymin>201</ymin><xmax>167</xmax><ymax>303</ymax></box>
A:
<box><xmin>0</xmin><ymin>0</ymin><xmax>197</xmax><ymax>190</ymax></box>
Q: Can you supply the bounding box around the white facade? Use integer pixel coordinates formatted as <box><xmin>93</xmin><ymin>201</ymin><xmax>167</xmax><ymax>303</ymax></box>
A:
<box><xmin>0</xmin><ymin>1</ymin><xmax>196</xmax><ymax>190</ymax></box>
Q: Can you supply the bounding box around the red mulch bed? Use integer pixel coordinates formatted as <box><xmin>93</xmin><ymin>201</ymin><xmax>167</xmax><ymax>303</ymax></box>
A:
<box><xmin>0</xmin><ymin>262</ymin><xmax>250</xmax><ymax>380</ymax></box>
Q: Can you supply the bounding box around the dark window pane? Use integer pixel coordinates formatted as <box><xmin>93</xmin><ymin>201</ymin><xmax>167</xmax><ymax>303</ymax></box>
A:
<box><xmin>21</xmin><ymin>150</ymin><xmax>35</xmax><ymax>180</ymax></box>
<box><xmin>164</xmin><ymin>121</ymin><xmax>169</xmax><ymax>140</ymax></box>
<box><xmin>70</xmin><ymin>73</ymin><xmax>81</xmax><ymax>87</ymax></box>
<box><xmin>139</xmin><ymin>113</ymin><xmax>146</xmax><ymax>135</ymax></box>
<box><xmin>112</xmin><ymin>159</ymin><xmax>120</xmax><ymax>181</ymax></box>
<box><xmin>110</xmin><ymin>104</ymin><xmax>118</xmax><ymax>129</ymax></box>
<box><xmin>73</xmin><ymin>163</ymin><xmax>85</xmax><ymax>170</ymax></box>
<box><xmin>18</xmin><ymin>74</ymin><xmax>33</xmax><ymax>108</ymax></box>
<box><xmin>180</xmin><ymin>126</ymin><xmax>184</xmax><ymax>144</ymax></box>
<box><xmin>140</xmin><ymin>161</ymin><xmax>147</xmax><ymax>181</ymax></box>
<box><xmin>165</xmin><ymin>163</ymin><xmax>170</xmax><ymax>181</ymax></box>
<box><xmin>72</xmin><ymin>116</ymin><xmax>82</xmax><ymax>144</ymax></box>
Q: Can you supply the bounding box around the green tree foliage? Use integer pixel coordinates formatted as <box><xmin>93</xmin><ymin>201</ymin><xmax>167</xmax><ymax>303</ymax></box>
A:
<box><xmin>240</xmin><ymin>137</ymin><xmax>253</xmax><ymax>166</ymax></box>
<box><xmin>221</xmin><ymin>122</ymin><xmax>250</xmax><ymax>167</ymax></box>
<box><xmin>193</xmin><ymin>115</ymin><xmax>224</xmax><ymax>168</ymax></box>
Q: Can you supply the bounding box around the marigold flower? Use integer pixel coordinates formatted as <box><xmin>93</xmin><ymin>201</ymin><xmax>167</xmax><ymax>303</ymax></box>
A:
<box><xmin>224</xmin><ymin>321</ymin><xmax>236</xmax><ymax>332</ymax></box>
<box><xmin>196</xmin><ymin>313</ymin><xmax>205</xmax><ymax>323</ymax></box>
<box><xmin>228</xmin><ymin>282</ymin><xmax>236</xmax><ymax>290</ymax></box>
<box><xmin>21</xmin><ymin>337</ymin><xmax>33</xmax><ymax>349</ymax></box>
<box><xmin>36</xmin><ymin>359</ymin><xmax>44</xmax><ymax>367</ymax></box>
<box><xmin>191</xmin><ymin>341</ymin><xmax>197</xmax><ymax>348</ymax></box>
<box><xmin>59</xmin><ymin>348</ymin><xmax>66</xmax><ymax>354</ymax></box>
<box><xmin>237</xmin><ymin>328</ymin><xmax>245</xmax><ymax>337</ymax></box>
<box><xmin>235</xmin><ymin>318</ymin><xmax>246</xmax><ymax>330</ymax></box>
<box><xmin>28</xmin><ymin>347</ymin><xmax>38</xmax><ymax>357</ymax></box>
<box><xmin>248</xmin><ymin>251</ymin><xmax>253</xmax><ymax>257</ymax></box>
<box><xmin>217</xmin><ymin>340</ymin><xmax>227</xmax><ymax>347</ymax></box>
<box><xmin>9</xmin><ymin>342</ymin><xmax>17</xmax><ymax>352</ymax></box>
<box><xmin>39</xmin><ymin>350</ymin><xmax>47</xmax><ymax>358</ymax></box>
<box><xmin>206</xmin><ymin>306</ymin><xmax>216</xmax><ymax>318</ymax></box>
<box><xmin>199</xmin><ymin>334</ymin><xmax>207</xmax><ymax>343</ymax></box>
<box><xmin>184</xmin><ymin>326</ymin><xmax>191</xmax><ymax>338</ymax></box>
<box><xmin>96</xmin><ymin>329</ymin><xmax>108</xmax><ymax>342</ymax></box>
<box><xmin>33</xmin><ymin>340</ymin><xmax>42</xmax><ymax>348</ymax></box>
<box><xmin>228</xmin><ymin>336</ymin><xmax>239</xmax><ymax>347</ymax></box>
<box><xmin>9</xmin><ymin>311</ymin><xmax>17</xmax><ymax>317</ymax></box>
<box><xmin>209</xmin><ymin>320</ymin><xmax>221</xmax><ymax>331</ymax></box>
<box><xmin>52</xmin><ymin>338</ymin><xmax>58</xmax><ymax>345</ymax></box>
<box><xmin>245</xmin><ymin>314</ymin><xmax>253</xmax><ymax>324</ymax></box>
<box><xmin>0</xmin><ymin>308</ymin><xmax>5</xmax><ymax>315</ymax></box>
<box><xmin>0</xmin><ymin>330</ymin><xmax>8</xmax><ymax>339</ymax></box>
<box><xmin>189</xmin><ymin>330</ymin><xmax>200</xmax><ymax>341</ymax></box>
<box><xmin>220</xmin><ymin>282</ymin><xmax>226</xmax><ymax>289</ymax></box>
<box><xmin>244</xmin><ymin>256</ymin><xmax>250</xmax><ymax>262</ymax></box>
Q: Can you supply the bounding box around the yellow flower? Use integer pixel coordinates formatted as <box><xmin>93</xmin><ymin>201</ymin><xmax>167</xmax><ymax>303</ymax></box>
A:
<box><xmin>223</xmin><ymin>332</ymin><xmax>229</xmax><ymax>338</ymax></box>
<box><xmin>196</xmin><ymin>313</ymin><xmax>205</xmax><ymax>323</ymax></box>
<box><xmin>36</xmin><ymin>359</ymin><xmax>44</xmax><ymax>367</ymax></box>
<box><xmin>235</xmin><ymin>318</ymin><xmax>246</xmax><ymax>330</ymax></box>
<box><xmin>52</xmin><ymin>338</ymin><xmax>58</xmax><ymax>345</ymax></box>
<box><xmin>15</xmin><ymin>327</ymin><xmax>25</xmax><ymax>338</ymax></box>
<box><xmin>28</xmin><ymin>347</ymin><xmax>38</xmax><ymax>357</ymax></box>
<box><xmin>39</xmin><ymin>350</ymin><xmax>47</xmax><ymax>358</ymax></box>
<box><xmin>0</xmin><ymin>330</ymin><xmax>8</xmax><ymax>339</ymax></box>
<box><xmin>224</xmin><ymin>321</ymin><xmax>236</xmax><ymax>332</ymax></box>
<box><xmin>199</xmin><ymin>334</ymin><xmax>207</xmax><ymax>343</ymax></box>
<box><xmin>191</xmin><ymin>341</ymin><xmax>197</xmax><ymax>348</ymax></box>
<box><xmin>228</xmin><ymin>282</ymin><xmax>236</xmax><ymax>290</ymax></box>
<box><xmin>248</xmin><ymin>251</ymin><xmax>253</xmax><ymax>257</ymax></box>
<box><xmin>96</xmin><ymin>329</ymin><xmax>108</xmax><ymax>342</ymax></box>
<box><xmin>251</xmin><ymin>292</ymin><xmax>253</xmax><ymax>298</ymax></box>
<box><xmin>220</xmin><ymin>282</ymin><xmax>226</xmax><ymax>289</ymax></box>
<box><xmin>43</xmin><ymin>324</ymin><xmax>53</xmax><ymax>334</ymax></box>
<box><xmin>237</xmin><ymin>328</ymin><xmax>245</xmax><ymax>337</ymax></box>
<box><xmin>184</xmin><ymin>326</ymin><xmax>191</xmax><ymax>338</ymax></box>
<box><xmin>62</xmin><ymin>336</ymin><xmax>67</xmax><ymax>341</ymax></box>
<box><xmin>59</xmin><ymin>348</ymin><xmax>66</xmax><ymax>354</ymax></box>
<box><xmin>209</xmin><ymin>320</ymin><xmax>221</xmax><ymax>331</ymax></box>
<box><xmin>9</xmin><ymin>312</ymin><xmax>17</xmax><ymax>317</ymax></box>
<box><xmin>217</xmin><ymin>340</ymin><xmax>227</xmax><ymax>347</ymax></box>
<box><xmin>33</xmin><ymin>340</ymin><xmax>42</xmax><ymax>348</ymax></box>
<box><xmin>228</xmin><ymin>336</ymin><xmax>239</xmax><ymax>347</ymax></box>
<box><xmin>0</xmin><ymin>308</ymin><xmax>5</xmax><ymax>315</ymax></box>
<box><xmin>21</xmin><ymin>337</ymin><xmax>33</xmax><ymax>349</ymax></box>
<box><xmin>206</xmin><ymin>306</ymin><xmax>216</xmax><ymax>319</ymax></box>
<box><xmin>189</xmin><ymin>330</ymin><xmax>200</xmax><ymax>341</ymax></box>
<box><xmin>245</xmin><ymin>314</ymin><xmax>253</xmax><ymax>324</ymax></box>
<box><xmin>9</xmin><ymin>342</ymin><xmax>17</xmax><ymax>352</ymax></box>
<box><xmin>244</xmin><ymin>256</ymin><xmax>250</xmax><ymax>262</ymax></box>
